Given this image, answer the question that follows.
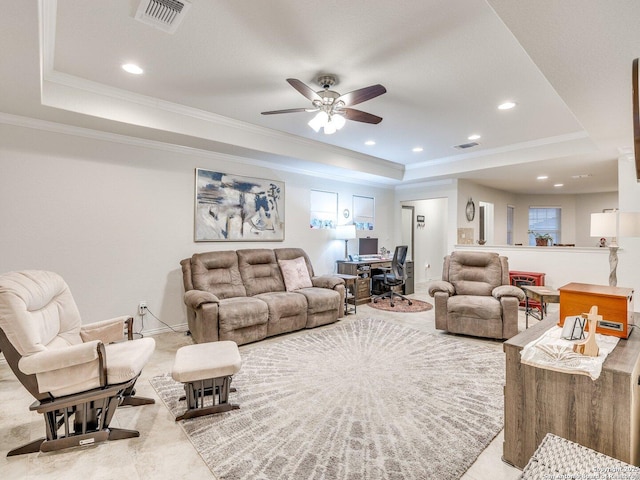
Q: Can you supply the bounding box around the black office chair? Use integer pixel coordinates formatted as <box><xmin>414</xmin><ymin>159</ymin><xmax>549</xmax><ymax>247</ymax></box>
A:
<box><xmin>371</xmin><ymin>245</ymin><xmax>413</xmax><ymax>307</ymax></box>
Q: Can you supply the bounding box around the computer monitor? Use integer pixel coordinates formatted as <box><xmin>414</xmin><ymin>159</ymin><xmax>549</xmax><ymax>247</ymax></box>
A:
<box><xmin>358</xmin><ymin>237</ymin><xmax>378</xmax><ymax>256</ymax></box>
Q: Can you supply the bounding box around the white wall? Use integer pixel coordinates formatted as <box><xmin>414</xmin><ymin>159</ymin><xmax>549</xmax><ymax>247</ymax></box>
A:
<box><xmin>457</xmin><ymin>180</ymin><xmax>617</xmax><ymax>247</ymax></box>
<box><xmin>395</xmin><ymin>181</ymin><xmax>457</xmax><ymax>283</ymax></box>
<box><xmin>0</xmin><ymin>122</ymin><xmax>393</xmax><ymax>333</ymax></box>
<box><xmin>574</xmin><ymin>191</ymin><xmax>619</xmax><ymax>246</ymax></box>
<box><xmin>513</xmin><ymin>194</ymin><xmax>611</xmax><ymax>246</ymax></box>
<box><xmin>455</xmin><ymin>245</ymin><xmax>611</xmax><ymax>290</ymax></box>
<box><xmin>457</xmin><ymin>180</ymin><xmax>517</xmax><ymax>245</ymax></box>
<box><xmin>400</xmin><ymin>198</ymin><xmax>448</xmax><ymax>283</ymax></box>
<box><xmin>617</xmin><ymin>154</ymin><xmax>640</xmax><ymax>300</ymax></box>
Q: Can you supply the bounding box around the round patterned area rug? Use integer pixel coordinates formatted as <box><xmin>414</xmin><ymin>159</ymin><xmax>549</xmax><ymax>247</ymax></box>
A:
<box><xmin>150</xmin><ymin>318</ymin><xmax>504</xmax><ymax>480</ymax></box>
<box><xmin>368</xmin><ymin>296</ymin><xmax>432</xmax><ymax>312</ymax></box>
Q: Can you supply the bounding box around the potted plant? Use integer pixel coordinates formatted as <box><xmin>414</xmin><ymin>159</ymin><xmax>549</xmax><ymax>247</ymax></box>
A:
<box><xmin>528</xmin><ymin>230</ymin><xmax>553</xmax><ymax>246</ymax></box>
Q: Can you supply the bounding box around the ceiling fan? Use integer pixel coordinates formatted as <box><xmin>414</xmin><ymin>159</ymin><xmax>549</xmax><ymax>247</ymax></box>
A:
<box><xmin>261</xmin><ymin>75</ymin><xmax>386</xmax><ymax>134</ymax></box>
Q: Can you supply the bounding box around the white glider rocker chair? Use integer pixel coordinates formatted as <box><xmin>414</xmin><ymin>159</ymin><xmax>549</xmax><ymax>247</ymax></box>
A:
<box><xmin>0</xmin><ymin>270</ymin><xmax>156</xmax><ymax>456</ymax></box>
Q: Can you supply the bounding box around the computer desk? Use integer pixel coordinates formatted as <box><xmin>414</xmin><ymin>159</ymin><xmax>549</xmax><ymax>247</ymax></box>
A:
<box><xmin>336</xmin><ymin>258</ymin><xmax>414</xmax><ymax>305</ymax></box>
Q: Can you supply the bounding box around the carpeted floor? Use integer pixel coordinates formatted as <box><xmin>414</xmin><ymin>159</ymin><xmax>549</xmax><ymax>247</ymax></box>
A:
<box><xmin>150</xmin><ymin>318</ymin><xmax>504</xmax><ymax>480</ymax></box>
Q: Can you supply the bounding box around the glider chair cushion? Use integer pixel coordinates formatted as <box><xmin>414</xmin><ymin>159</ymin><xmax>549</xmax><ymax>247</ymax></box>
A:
<box><xmin>0</xmin><ymin>270</ymin><xmax>155</xmax><ymax>456</ymax></box>
<box><xmin>428</xmin><ymin>251</ymin><xmax>524</xmax><ymax>340</ymax></box>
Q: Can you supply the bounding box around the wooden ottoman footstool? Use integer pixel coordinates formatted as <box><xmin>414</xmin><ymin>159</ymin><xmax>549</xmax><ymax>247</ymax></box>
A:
<box><xmin>171</xmin><ymin>341</ymin><xmax>242</xmax><ymax>421</ymax></box>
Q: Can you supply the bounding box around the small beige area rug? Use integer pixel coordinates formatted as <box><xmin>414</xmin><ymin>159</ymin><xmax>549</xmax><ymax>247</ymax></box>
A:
<box><xmin>368</xmin><ymin>297</ymin><xmax>433</xmax><ymax>312</ymax></box>
<box><xmin>150</xmin><ymin>318</ymin><xmax>503</xmax><ymax>480</ymax></box>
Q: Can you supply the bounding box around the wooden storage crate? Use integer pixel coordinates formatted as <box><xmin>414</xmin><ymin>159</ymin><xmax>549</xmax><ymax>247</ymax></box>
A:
<box><xmin>559</xmin><ymin>282</ymin><xmax>634</xmax><ymax>338</ymax></box>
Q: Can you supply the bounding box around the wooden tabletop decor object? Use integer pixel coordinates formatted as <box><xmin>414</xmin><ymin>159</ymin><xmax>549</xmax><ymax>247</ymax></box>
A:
<box><xmin>572</xmin><ymin>306</ymin><xmax>600</xmax><ymax>357</ymax></box>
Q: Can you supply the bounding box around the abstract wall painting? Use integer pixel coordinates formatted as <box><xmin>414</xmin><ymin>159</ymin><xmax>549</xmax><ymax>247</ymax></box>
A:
<box><xmin>194</xmin><ymin>169</ymin><xmax>284</xmax><ymax>241</ymax></box>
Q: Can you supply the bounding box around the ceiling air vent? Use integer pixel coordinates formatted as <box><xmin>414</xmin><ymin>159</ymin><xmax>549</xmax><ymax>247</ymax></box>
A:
<box><xmin>135</xmin><ymin>0</ymin><xmax>192</xmax><ymax>34</ymax></box>
<box><xmin>453</xmin><ymin>142</ymin><xmax>480</xmax><ymax>150</ymax></box>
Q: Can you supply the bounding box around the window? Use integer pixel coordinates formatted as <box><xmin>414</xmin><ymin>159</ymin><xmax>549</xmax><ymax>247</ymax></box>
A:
<box><xmin>528</xmin><ymin>207</ymin><xmax>561</xmax><ymax>245</ymax></box>
<box><xmin>310</xmin><ymin>190</ymin><xmax>337</xmax><ymax>229</ymax></box>
<box><xmin>353</xmin><ymin>195</ymin><xmax>374</xmax><ymax>230</ymax></box>
<box><xmin>506</xmin><ymin>205</ymin><xmax>514</xmax><ymax>245</ymax></box>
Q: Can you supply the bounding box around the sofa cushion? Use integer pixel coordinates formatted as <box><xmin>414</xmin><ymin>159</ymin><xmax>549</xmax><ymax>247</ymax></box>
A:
<box><xmin>274</xmin><ymin>248</ymin><xmax>316</xmax><ymax>277</ymax></box>
<box><xmin>296</xmin><ymin>287</ymin><xmax>340</xmax><ymax>315</ymax></box>
<box><xmin>447</xmin><ymin>295</ymin><xmax>504</xmax><ymax>338</ymax></box>
<box><xmin>255</xmin><ymin>291</ymin><xmax>307</xmax><ymax>317</ymax></box>
<box><xmin>448</xmin><ymin>295</ymin><xmax>501</xmax><ymax>320</ymax></box>
<box><xmin>278</xmin><ymin>256</ymin><xmax>313</xmax><ymax>291</ymax></box>
<box><xmin>218</xmin><ymin>297</ymin><xmax>268</xmax><ymax>333</ymax></box>
<box><xmin>255</xmin><ymin>292</ymin><xmax>308</xmax><ymax>333</ymax></box>
<box><xmin>191</xmin><ymin>251</ymin><xmax>246</xmax><ymax>299</ymax></box>
<box><xmin>237</xmin><ymin>249</ymin><xmax>286</xmax><ymax>296</ymax></box>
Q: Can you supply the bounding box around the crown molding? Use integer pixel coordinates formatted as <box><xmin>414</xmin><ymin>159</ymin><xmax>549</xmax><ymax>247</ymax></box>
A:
<box><xmin>43</xmin><ymin>70</ymin><xmax>404</xmax><ymax>175</ymax></box>
<box><xmin>406</xmin><ymin>131</ymin><xmax>591</xmax><ymax>171</ymax></box>
<box><xmin>394</xmin><ymin>178</ymin><xmax>456</xmax><ymax>191</ymax></box>
<box><xmin>0</xmin><ymin>112</ymin><xmax>395</xmax><ymax>189</ymax></box>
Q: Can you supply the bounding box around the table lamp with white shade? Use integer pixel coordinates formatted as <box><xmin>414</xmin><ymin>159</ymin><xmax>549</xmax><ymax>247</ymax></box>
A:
<box><xmin>335</xmin><ymin>224</ymin><xmax>356</xmax><ymax>260</ymax></box>
<box><xmin>591</xmin><ymin>211</ymin><xmax>640</xmax><ymax>286</ymax></box>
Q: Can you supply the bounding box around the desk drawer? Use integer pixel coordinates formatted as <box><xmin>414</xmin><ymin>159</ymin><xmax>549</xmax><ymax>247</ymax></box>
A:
<box><xmin>356</xmin><ymin>278</ymin><xmax>370</xmax><ymax>296</ymax></box>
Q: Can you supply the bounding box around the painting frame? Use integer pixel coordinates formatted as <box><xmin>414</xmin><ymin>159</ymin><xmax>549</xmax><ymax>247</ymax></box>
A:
<box><xmin>194</xmin><ymin>169</ymin><xmax>285</xmax><ymax>242</ymax></box>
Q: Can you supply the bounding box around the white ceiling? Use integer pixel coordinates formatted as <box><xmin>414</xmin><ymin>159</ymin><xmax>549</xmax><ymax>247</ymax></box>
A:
<box><xmin>2</xmin><ymin>0</ymin><xmax>639</xmax><ymax>194</ymax></box>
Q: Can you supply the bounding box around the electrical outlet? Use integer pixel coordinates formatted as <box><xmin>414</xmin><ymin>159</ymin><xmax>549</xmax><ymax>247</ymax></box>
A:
<box><xmin>138</xmin><ymin>301</ymin><xmax>147</xmax><ymax>316</ymax></box>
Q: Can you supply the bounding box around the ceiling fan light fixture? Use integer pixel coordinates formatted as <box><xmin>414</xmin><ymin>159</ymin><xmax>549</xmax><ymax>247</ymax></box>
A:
<box><xmin>265</xmin><ymin>76</ymin><xmax>386</xmax><ymax>133</ymax></box>
<box><xmin>332</xmin><ymin>114</ymin><xmax>346</xmax><ymax>130</ymax></box>
<box><xmin>308</xmin><ymin>111</ymin><xmax>328</xmax><ymax>132</ymax></box>
<box><xmin>323</xmin><ymin>121</ymin><xmax>337</xmax><ymax>135</ymax></box>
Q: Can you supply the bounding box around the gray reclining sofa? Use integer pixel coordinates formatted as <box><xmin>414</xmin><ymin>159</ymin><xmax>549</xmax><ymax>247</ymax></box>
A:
<box><xmin>181</xmin><ymin>248</ymin><xmax>345</xmax><ymax>345</ymax></box>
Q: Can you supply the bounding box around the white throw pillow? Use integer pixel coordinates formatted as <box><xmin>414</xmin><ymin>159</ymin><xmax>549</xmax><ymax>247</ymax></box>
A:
<box><xmin>278</xmin><ymin>257</ymin><xmax>313</xmax><ymax>291</ymax></box>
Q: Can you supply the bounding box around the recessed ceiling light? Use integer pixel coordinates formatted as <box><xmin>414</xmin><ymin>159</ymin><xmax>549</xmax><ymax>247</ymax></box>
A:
<box><xmin>122</xmin><ymin>63</ymin><xmax>143</xmax><ymax>75</ymax></box>
<box><xmin>364</xmin><ymin>140</ymin><xmax>376</xmax><ymax>146</ymax></box>
<box><xmin>412</xmin><ymin>147</ymin><xmax>423</xmax><ymax>153</ymax></box>
<box><xmin>537</xmin><ymin>175</ymin><xmax>548</xmax><ymax>180</ymax></box>
<box><xmin>498</xmin><ymin>101</ymin><xmax>516</xmax><ymax>110</ymax></box>
<box><xmin>554</xmin><ymin>183</ymin><xmax>564</xmax><ymax>187</ymax></box>
<box><xmin>468</xmin><ymin>134</ymin><xmax>481</xmax><ymax>141</ymax></box>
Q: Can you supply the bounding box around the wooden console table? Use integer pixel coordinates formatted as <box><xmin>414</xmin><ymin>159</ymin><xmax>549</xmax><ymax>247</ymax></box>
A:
<box><xmin>503</xmin><ymin>316</ymin><xmax>640</xmax><ymax>468</ymax></box>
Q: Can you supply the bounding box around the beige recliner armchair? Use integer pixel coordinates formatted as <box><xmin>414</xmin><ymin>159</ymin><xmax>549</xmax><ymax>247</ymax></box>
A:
<box><xmin>428</xmin><ymin>251</ymin><xmax>524</xmax><ymax>339</ymax></box>
<box><xmin>0</xmin><ymin>270</ymin><xmax>156</xmax><ymax>456</ymax></box>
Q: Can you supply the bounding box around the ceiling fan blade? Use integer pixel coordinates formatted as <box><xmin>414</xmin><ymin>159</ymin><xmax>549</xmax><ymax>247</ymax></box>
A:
<box><xmin>338</xmin><ymin>84</ymin><xmax>387</xmax><ymax>107</ymax></box>
<box><xmin>342</xmin><ymin>108</ymin><xmax>383</xmax><ymax>124</ymax></box>
<box><xmin>261</xmin><ymin>108</ymin><xmax>310</xmax><ymax>115</ymax></box>
<box><xmin>286</xmin><ymin>78</ymin><xmax>323</xmax><ymax>102</ymax></box>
